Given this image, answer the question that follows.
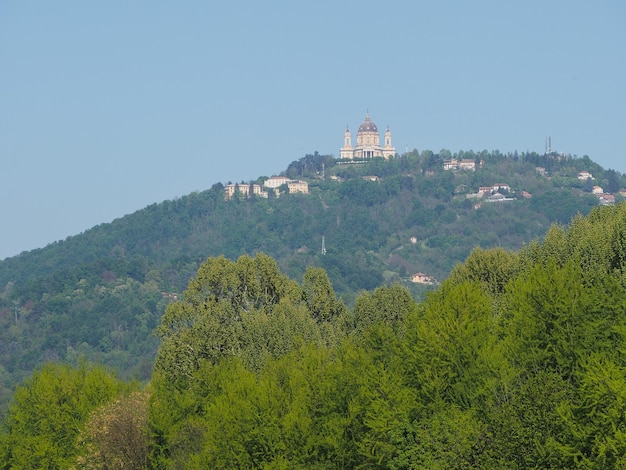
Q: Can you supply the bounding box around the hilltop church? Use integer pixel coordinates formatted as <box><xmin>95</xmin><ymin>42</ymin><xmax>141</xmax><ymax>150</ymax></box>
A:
<box><xmin>340</xmin><ymin>113</ymin><xmax>395</xmax><ymax>160</ymax></box>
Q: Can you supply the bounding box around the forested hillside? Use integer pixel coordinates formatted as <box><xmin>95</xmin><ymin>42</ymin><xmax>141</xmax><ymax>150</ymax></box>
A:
<box><xmin>4</xmin><ymin>203</ymin><xmax>626</xmax><ymax>467</ymax></box>
<box><xmin>0</xmin><ymin>149</ymin><xmax>619</xmax><ymax>411</ymax></box>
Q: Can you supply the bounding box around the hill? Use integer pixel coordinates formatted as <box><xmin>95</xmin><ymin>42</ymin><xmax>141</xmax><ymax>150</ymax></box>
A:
<box><xmin>5</xmin><ymin>202</ymin><xmax>626</xmax><ymax>467</ymax></box>
<box><xmin>0</xmin><ymin>148</ymin><xmax>620</xmax><ymax>407</ymax></box>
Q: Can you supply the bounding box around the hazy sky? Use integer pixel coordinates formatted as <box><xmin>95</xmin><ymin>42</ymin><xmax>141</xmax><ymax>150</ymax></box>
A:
<box><xmin>1</xmin><ymin>1</ymin><xmax>625</xmax><ymax>260</ymax></box>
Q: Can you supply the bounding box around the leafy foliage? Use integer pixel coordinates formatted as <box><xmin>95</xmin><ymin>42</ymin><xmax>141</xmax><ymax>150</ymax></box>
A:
<box><xmin>77</xmin><ymin>391</ymin><xmax>150</xmax><ymax>470</ymax></box>
<box><xmin>153</xmin><ymin>253</ymin><xmax>347</xmax><ymax>389</ymax></box>
<box><xmin>143</xmin><ymin>202</ymin><xmax>626</xmax><ymax>468</ymax></box>
<box><xmin>2</xmin><ymin>151</ymin><xmax>626</xmax><ymax>467</ymax></box>
<box><xmin>0</xmin><ymin>362</ymin><xmax>131</xmax><ymax>469</ymax></box>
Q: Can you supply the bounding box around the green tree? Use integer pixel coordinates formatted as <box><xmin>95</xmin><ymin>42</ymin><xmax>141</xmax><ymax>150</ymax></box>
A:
<box><xmin>482</xmin><ymin>370</ymin><xmax>575</xmax><ymax>468</ymax></box>
<box><xmin>401</xmin><ymin>281</ymin><xmax>505</xmax><ymax>410</ymax></box>
<box><xmin>606</xmin><ymin>168</ymin><xmax>622</xmax><ymax>194</ymax></box>
<box><xmin>447</xmin><ymin>246</ymin><xmax>519</xmax><ymax>296</ymax></box>
<box><xmin>301</xmin><ymin>266</ymin><xmax>346</xmax><ymax>323</ymax></box>
<box><xmin>408</xmin><ymin>405</ymin><xmax>485</xmax><ymax>469</ymax></box>
<box><xmin>503</xmin><ymin>260</ymin><xmax>621</xmax><ymax>381</ymax></box>
<box><xmin>154</xmin><ymin>253</ymin><xmax>302</xmax><ymax>388</ymax></box>
<box><xmin>236</xmin><ymin>298</ymin><xmax>325</xmax><ymax>371</ymax></box>
<box><xmin>2</xmin><ymin>363</ymin><xmax>128</xmax><ymax>469</ymax></box>
<box><xmin>560</xmin><ymin>355</ymin><xmax>626</xmax><ymax>468</ymax></box>
<box><xmin>353</xmin><ymin>283</ymin><xmax>415</xmax><ymax>336</ymax></box>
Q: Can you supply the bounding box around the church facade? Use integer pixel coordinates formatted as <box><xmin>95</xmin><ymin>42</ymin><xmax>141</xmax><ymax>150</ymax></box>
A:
<box><xmin>340</xmin><ymin>113</ymin><xmax>395</xmax><ymax>160</ymax></box>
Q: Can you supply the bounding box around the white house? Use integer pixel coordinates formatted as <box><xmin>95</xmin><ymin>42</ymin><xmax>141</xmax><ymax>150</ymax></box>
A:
<box><xmin>458</xmin><ymin>159</ymin><xmax>476</xmax><ymax>171</ymax></box>
<box><xmin>263</xmin><ymin>176</ymin><xmax>291</xmax><ymax>188</ymax></box>
<box><xmin>492</xmin><ymin>183</ymin><xmax>511</xmax><ymax>193</ymax></box>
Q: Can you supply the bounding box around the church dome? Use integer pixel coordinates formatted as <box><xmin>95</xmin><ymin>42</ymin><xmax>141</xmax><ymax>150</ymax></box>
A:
<box><xmin>358</xmin><ymin>113</ymin><xmax>378</xmax><ymax>133</ymax></box>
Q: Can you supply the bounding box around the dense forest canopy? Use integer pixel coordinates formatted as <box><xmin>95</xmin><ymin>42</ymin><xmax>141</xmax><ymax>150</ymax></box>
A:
<box><xmin>4</xmin><ymin>202</ymin><xmax>626</xmax><ymax>467</ymax></box>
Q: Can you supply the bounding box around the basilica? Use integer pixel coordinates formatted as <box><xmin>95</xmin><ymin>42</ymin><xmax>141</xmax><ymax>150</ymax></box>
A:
<box><xmin>340</xmin><ymin>113</ymin><xmax>395</xmax><ymax>160</ymax></box>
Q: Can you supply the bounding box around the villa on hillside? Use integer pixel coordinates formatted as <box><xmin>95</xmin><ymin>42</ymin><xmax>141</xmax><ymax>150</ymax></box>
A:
<box><xmin>224</xmin><ymin>183</ymin><xmax>266</xmax><ymax>199</ymax></box>
<box><xmin>492</xmin><ymin>183</ymin><xmax>511</xmax><ymax>193</ymax></box>
<box><xmin>262</xmin><ymin>176</ymin><xmax>309</xmax><ymax>194</ymax></box>
<box><xmin>443</xmin><ymin>159</ymin><xmax>484</xmax><ymax>171</ymax></box>
<box><xmin>599</xmin><ymin>194</ymin><xmax>615</xmax><ymax>205</ymax></box>
<box><xmin>287</xmin><ymin>180</ymin><xmax>309</xmax><ymax>194</ymax></box>
<box><xmin>443</xmin><ymin>159</ymin><xmax>458</xmax><ymax>170</ymax></box>
<box><xmin>467</xmin><ymin>182</ymin><xmax>516</xmax><ymax>200</ymax></box>
<box><xmin>411</xmin><ymin>272</ymin><xmax>436</xmax><ymax>285</ymax></box>
<box><xmin>458</xmin><ymin>159</ymin><xmax>477</xmax><ymax>171</ymax></box>
<box><xmin>263</xmin><ymin>176</ymin><xmax>291</xmax><ymax>188</ymax></box>
<box><xmin>224</xmin><ymin>176</ymin><xmax>310</xmax><ymax>200</ymax></box>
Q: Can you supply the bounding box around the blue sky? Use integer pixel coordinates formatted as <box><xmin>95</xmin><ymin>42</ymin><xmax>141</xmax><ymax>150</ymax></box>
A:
<box><xmin>1</xmin><ymin>1</ymin><xmax>625</xmax><ymax>260</ymax></box>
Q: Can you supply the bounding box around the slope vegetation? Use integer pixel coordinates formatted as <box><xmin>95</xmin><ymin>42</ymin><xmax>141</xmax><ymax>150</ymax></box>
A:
<box><xmin>4</xmin><ymin>203</ymin><xmax>626</xmax><ymax>467</ymax></box>
<box><xmin>0</xmin><ymin>149</ymin><xmax>615</xmax><ymax>408</ymax></box>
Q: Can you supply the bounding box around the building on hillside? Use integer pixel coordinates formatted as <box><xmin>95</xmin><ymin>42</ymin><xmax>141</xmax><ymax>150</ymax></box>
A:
<box><xmin>492</xmin><ymin>183</ymin><xmax>511</xmax><ymax>193</ymax></box>
<box><xmin>592</xmin><ymin>185</ymin><xmax>604</xmax><ymax>195</ymax></box>
<box><xmin>443</xmin><ymin>159</ymin><xmax>458</xmax><ymax>170</ymax></box>
<box><xmin>485</xmin><ymin>192</ymin><xmax>515</xmax><ymax>202</ymax></box>
<box><xmin>458</xmin><ymin>159</ymin><xmax>476</xmax><ymax>171</ymax></box>
<box><xmin>259</xmin><ymin>176</ymin><xmax>309</xmax><ymax>196</ymax></box>
<box><xmin>444</xmin><ymin>158</ymin><xmax>483</xmax><ymax>171</ymax></box>
<box><xmin>287</xmin><ymin>180</ymin><xmax>309</xmax><ymax>194</ymax></box>
<box><xmin>224</xmin><ymin>183</ymin><xmax>266</xmax><ymax>199</ymax></box>
<box><xmin>578</xmin><ymin>171</ymin><xmax>593</xmax><ymax>180</ymax></box>
<box><xmin>599</xmin><ymin>194</ymin><xmax>615</xmax><ymax>205</ymax></box>
<box><xmin>411</xmin><ymin>272</ymin><xmax>435</xmax><ymax>285</ymax></box>
<box><xmin>340</xmin><ymin>113</ymin><xmax>395</xmax><ymax>160</ymax></box>
<box><xmin>263</xmin><ymin>176</ymin><xmax>291</xmax><ymax>188</ymax></box>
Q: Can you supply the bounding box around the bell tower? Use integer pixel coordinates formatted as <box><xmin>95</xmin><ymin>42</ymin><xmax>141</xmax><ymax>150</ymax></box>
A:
<box><xmin>340</xmin><ymin>125</ymin><xmax>353</xmax><ymax>159</ymax></box>
<box><xmin>383</xmin><ymin>125</ymin><xmax>394</xmax><ymax>158</ymax></box>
